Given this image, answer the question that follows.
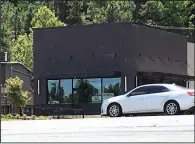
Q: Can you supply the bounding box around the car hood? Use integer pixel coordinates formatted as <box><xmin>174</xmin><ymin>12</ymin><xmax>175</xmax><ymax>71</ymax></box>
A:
<box><xmin>104</xmin><ymin>94</ymin><xmax>125</xmax><ymax>103</ymax></box>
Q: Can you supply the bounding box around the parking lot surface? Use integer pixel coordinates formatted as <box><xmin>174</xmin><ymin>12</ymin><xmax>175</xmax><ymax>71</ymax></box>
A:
<box><xmin>1</xmin><ymin>115</ymin><xmax>194</xmax><ymax>142</ymax></box>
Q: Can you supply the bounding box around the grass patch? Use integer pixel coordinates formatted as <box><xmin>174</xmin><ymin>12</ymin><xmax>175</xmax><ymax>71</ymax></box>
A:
<box><xmin>1</xmin><ymin>118</ymin><xmax>21</xmax><ymax>121</ymax></box>
<box><xmin>38</xmin><ymin>115</ymin><xmax>47</xmax><ymax>120</ymax></box>
<box><xmin>1</xmin><ymin>114</ymin><xmax>54</xmax><ymax>121</ymax></box>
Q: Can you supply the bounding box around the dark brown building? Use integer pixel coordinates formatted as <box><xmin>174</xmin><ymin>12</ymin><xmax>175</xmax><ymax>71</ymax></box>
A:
<box><xmin>33</xmin><ymin>22</ymin><xmax>194</xmax><ymax>115</ymax></box>
<box><xmin>1</xmin><ymin>62</ymin><xmax>33</xmax><ymax>106</ymax></box>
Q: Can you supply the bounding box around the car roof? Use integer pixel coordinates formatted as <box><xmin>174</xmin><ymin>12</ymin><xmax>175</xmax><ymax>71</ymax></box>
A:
<box><xmin>137</xmin><ymin>83</ymin><xmax>175</xmax><ymax>88</ymax></box>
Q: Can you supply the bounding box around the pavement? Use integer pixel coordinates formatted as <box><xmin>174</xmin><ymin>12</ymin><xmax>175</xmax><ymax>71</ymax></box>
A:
<box><xmin>1</xmin><ymin>115</ymin><xmax>194</xmax><ymax>142</ymax></box>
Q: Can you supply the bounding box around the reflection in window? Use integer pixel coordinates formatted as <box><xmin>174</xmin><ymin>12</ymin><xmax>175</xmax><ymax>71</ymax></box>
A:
<box><xmin>47</xmin><ymin>80</ymin><xmax>59</xmax><ymax>104</ymax></box>
<box><xmin>102</xmin><ymin>78</ymin><xmax>121</xmax><ymax>102</ymax></box>
<box><xmin>82</xmin><ymin>78</ymin><xmax>101</xmax><ymax>103</ymax></box>
<box><xmin>60</xmin><ymin>79</ymin><xmax>72</xmax><ymax>104</ymax></box>
<box><xmin>73</xmin><ymin>79</ymin><xmax>82</xmax><ymax>104</ymax></box>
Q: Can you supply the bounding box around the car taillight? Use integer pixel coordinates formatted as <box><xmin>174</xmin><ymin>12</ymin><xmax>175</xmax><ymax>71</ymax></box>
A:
<box><xmin>187</xmin><ymin>91</ymin><xmax>194</xmax><ymax>96</ymax></box>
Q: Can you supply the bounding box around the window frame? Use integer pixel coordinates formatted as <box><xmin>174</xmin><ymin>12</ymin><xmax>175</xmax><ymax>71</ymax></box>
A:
<box><xmin>46</xmin><ymin>77</ymin><xmax>122</xmax><ymax>104</ymax></box>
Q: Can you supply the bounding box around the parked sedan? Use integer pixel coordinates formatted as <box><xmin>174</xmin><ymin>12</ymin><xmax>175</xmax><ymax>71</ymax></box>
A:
<box><xmin>101</xmin><ymin>84</ymin><xmax>194</xmax><ymax>117</ymax></box>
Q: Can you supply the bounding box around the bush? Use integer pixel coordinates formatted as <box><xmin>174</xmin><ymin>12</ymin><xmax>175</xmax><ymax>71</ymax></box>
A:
<box><xmin>48</xmin><ymin>116</ymin><xmax>52</xmax><ymax>120</ymax></box>
<box><xmin>1</xmin><ymin>114</ymin><xmax>5</xmax><ymax>118</ymax></box>
<box><xmin>22</xmin><ymin>114</ymin><xmax>27</xmax><ymax>120</ymax></box>
<box><xmin>31</xmin><ymin>115</ymin><xmax>36</xmax><ymax>120</ymax></box>
<box><xmin>38</xmin><ymin>115</ymin><xmax>47</xmax><ymax>120</ymax></box>
<box><xmin>6</xmin><ymin>113</ymin><xmax>13</xmax><ymax>119</ymax></box>
<box><xmin>14</xmin><ymin>114</ymin><xmax>20</xmax><ymax>119</ymax></box>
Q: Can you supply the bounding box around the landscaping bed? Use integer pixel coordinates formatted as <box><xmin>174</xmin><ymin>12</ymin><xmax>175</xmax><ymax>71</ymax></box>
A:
<box><xmin>1</xmin><ymin>114</ymin><xmax>52</xmax><ymax>121</ymax></box>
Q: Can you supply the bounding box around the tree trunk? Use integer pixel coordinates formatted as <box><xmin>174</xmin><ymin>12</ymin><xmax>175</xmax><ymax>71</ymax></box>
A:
<box><xmin>20</xmin><ymin>107</ymin><xmax>24</xmax><ymax>116</ymax></box>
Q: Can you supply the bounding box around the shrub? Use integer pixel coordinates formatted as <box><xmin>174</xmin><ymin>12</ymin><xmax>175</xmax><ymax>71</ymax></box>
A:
<box><xmin>6</xmin><ymin>113</ymin><xmax>13</xmax><ymax>119</ymax></box>
<box><xmin>38</xmin><ymin>115</ymin><xmax>46</xmax><ymax>120</ymax></box>
<box><xmin>1</xmin><ymin>114</ymin><xmax>5</xmax><ymax>118</ymax></box>
<box><xmin>5</xmin><ymin>76</ymin><xmax>31</xmax><ymax>115</ymax></box>
<box><xmin>15</xmin><ymin>114</ymin><xmax>20</xmax><ymax>119</ymax></box>
<box><xmin>48</xmin><ymin>116</ymin><xmax>52</xmax><ymax>120</ymax></box>
<box><xmin>23</xmin><ymin>114</ymin><xmax>27</xmax><ymax>120</ymax></box>
<box><xmin>31</xmin><ymin>115</ymin><xmax>36</xmax><ymax>120</ymax></box>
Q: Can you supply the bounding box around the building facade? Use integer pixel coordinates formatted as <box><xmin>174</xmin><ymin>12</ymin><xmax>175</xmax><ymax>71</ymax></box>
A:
<box><xmin>1</xmin><ymin>62</ymin><xmax>33</xmax><ymax>106</ymax></box>
<box><xmin>187</xmin><ymin>42</ymin><xmax>194</xmax><ymax>89</ymax></box>
<box><xmin>33</xmin><ymin>22</ymin><xmax>194</xmax><ymax>114</ymax></box>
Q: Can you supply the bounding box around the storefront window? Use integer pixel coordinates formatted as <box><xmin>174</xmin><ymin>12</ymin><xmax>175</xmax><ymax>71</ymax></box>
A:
<box><xmin>82</xmin><ymin>78</ymin><xmax>101</xmax><ymax>103</ymax></box>
<box><xmin>47</xmin><ymin>80</ymin><xmax>60</xmax><ymax>104</ymax></box>
<box><xmin>73</xmin><ymin>79</ymin><xmax>82</xmax><ymax>104</ymax></box>
<box><xmin>60</xmin><ymin>79</ymin><xmax>72</xmax><ymax>104</ymax></box>
<box><xmin>47</xmin><ymin>77</ymin><xmax>122</xmax><ymax>105</ymax></box>
<box><xmin>102</xmin><ymin>78</ymin><xmax>121</xmax><ymax>102</ymax></box>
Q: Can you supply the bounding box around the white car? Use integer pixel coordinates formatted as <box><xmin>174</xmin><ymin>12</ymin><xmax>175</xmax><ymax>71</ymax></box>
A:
<box><xmin>101</xmin><ymin>84</ymin><xmax>194</xmax><ymax>117</ymax></box>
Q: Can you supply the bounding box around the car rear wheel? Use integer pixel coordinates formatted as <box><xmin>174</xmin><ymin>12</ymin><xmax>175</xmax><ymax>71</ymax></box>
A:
<box><xmin>164</xmin><ymin>101</ymin><xmax>180</xmax><ymax>115</ymax></box>
<box><xmin>108</xmin><ymin>103</ymin><xmax>122</xmax><ymax>117</ymax></box>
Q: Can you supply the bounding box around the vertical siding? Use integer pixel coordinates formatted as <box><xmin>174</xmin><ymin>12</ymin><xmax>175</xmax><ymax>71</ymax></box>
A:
<box><xmin>33</xmin><ymin>22</ymin><xmax>189</xmax><ymax>106</ymax></box>
<box><xmin>1</xmin><ymin>63</ymin><xmax>33</xmax><ymax>106</ymax></box>
<box><xmin>135</xmin><ymin>24</ymin><xmax>187</xmax><ymax>75</ymax></box>
<box><xmin>187</xmin><ymin>42</ymin><xmax>194</xmax><ymax>89</ymax></box>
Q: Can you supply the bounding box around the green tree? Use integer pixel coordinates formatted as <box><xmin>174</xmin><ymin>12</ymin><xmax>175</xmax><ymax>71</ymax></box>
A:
<box><xmin>10</xmin><ymin>33</ymin><xmax>33</xmax><ymax>70</ymax></box>
<box><xmin>10</xmin><ymin>6</ymin><xmax>65</xmax><ymax>70</ymax></box>
<box><xmin>31</xmin><ymin>6</ymin><xmax>65</xmax><ymax>28</ymax></box>
<box><xmin>137</xmin><ymin>1</ymin><xmax>193</xmax><ymax>41</ymax></box>
<box><xmin>65</xmin><ymin>1</ymin><xmax>89</xmax><ymax>25</ymax></box>
<box><xmin>83</xmin><ymin>1</ymin><xmax>136</xmax><ymax>24</ymax></box>
<box><xmin>1</xmin><ymin>1</ymin><xmax>15</xmax><ymax>56</ymax></box>
<box><xmin>5</xmin><ymin>76</ymin><xmax>31</xmax><ymax>115</ymax></box>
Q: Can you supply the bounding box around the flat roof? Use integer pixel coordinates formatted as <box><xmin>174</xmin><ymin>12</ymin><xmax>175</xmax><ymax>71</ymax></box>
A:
<box><xmin>33</xmin><ymin>22</ymin><xmax>186</xmax><ymax>38</ymax></box>
<box><xmin>1</xmin><ymin>62</ymin><xmax>32</xmax><ymax>73</ymax></box>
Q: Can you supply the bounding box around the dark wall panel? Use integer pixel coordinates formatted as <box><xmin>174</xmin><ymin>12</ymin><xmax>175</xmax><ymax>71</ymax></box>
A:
<box><xmin>1</xmin><ymin>64</ymin><xmax>6</xmax><ymax>86</ymax></box>
<box><xmin>33</xmin><ymin>22</ymin><xmax>188</xmax><ymax>106</ymax></box>
<box><xmin>34</xmin><ymin>23</ymin><xmax>122</xmax><ymax>78</ymax></box>
<box><xmin>134</xmin><ymin>24</ymin><xmax>187</xmax><ymax>75</ymax></box>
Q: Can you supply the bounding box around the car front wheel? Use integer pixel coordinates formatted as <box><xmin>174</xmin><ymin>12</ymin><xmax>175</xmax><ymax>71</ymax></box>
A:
<box><xmin>164</xmin><ymin>101</ymin><xmax>180</xmax><ymax>115</ymax></box>
<box><xmin>108</xmin><ymin>103</ymin><xmax>122</xmax><ymax>117</ymax></box>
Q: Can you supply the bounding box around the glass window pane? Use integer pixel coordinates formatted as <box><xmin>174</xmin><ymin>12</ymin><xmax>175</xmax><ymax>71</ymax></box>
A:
<box><xmin>83</xmin><ymin>78</ymin><xmax>101</xmax><ymax>103</ymax></box>
<box><xmin>102</xmin><ymin>78</ymin><xmax>121</xmax><ymax>101</ymax></box>
<box><xmin>47</xmin><ymin>80</ymin><xmax>59</xmax><ymax>104</ymax></box>
<box><xmin>60</xmin><ymin>79</ymin><xmax>72</xmax><ymax>104</ymax></box>
<box><xmin>150</xmin><ymin>86</ymin><xmax>169</xmax><ymax>93</ymax></box>
<box><xmin>73</xmin><ymin>79</ymin><xmax>82</xmax><ymax>104</ymax></box>
<box><xmin>131</xmin><ymin>86</ymin><xmax>151</xmax><ymax>96</ymax></box>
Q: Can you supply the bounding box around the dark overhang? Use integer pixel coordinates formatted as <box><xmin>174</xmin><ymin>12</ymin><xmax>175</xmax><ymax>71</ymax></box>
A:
<box><xmin>38</xmin><ymin>71</ymin><xmax>122</xmax><ymax>80</ymax></box>
<box><xmin>137</xmin><ymin>71</ymin><xmax>195</xmax><ymax>81</ymax></box>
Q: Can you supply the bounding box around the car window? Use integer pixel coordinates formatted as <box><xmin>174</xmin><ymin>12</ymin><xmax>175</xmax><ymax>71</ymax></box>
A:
<box><xmin>130</xmin><ymin>86</ymin><xmax>151</xmax><ymax>96</ymax></box>
<box><xmin>150</xmin><ymin>86</ymin><xmax>169</xmax><ymax>94</ymax></box>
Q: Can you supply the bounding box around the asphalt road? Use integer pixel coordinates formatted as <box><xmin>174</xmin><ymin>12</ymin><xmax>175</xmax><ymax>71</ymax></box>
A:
<box><xmin>1</xmin><ymin>115</ymin><xmax>194</xmax><ymax>142</ymax></box>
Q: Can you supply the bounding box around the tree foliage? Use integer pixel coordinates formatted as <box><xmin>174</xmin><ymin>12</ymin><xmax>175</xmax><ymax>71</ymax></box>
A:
<box><xmin>10</xmin><ymin>6</ymin><xmax>65</xmax><ymax>70</ymax></box>
<box><xmin>1</xmin><ymin>0</ymin><xmax>195</xmax><ymax>71</ymax></box>
<box><xmin>31</xmin><ymin>6</ymin><xmax>65</xmax><ymax>29</ymax></box>
<box><xmin>10</xmin><ymin>33</ymin><xmax>33</xmax><ymax>70</ymax></box>
<box><xmin>82</xmin><ymin>1</ymin><xmax>136</xmax><ymax>24</ymax></box>
<box><xmin>137</xmin><ymin>1</ymin><xmax>194</xmax><ymax>41</ymax></box>
<box><xmin>5</xmin><ymin>76</ymin><xmax>31</xmax><ymax>114</ymax></box>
